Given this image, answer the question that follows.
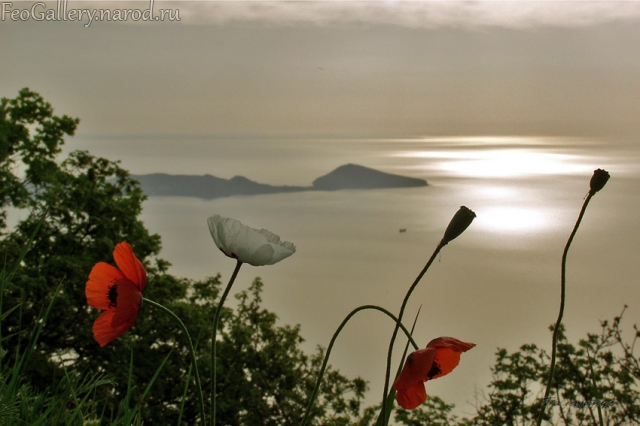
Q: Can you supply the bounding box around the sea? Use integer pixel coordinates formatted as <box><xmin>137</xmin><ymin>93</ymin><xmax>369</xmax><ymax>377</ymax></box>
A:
<box><xmin>55</xmin><ymin>134</ymin><xmax>640</xmax><ymax>416</ymax></box>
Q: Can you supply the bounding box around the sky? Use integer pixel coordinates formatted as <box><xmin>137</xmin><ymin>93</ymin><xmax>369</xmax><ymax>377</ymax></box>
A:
<box><xmin>2</xmin><ymin>1</ymin><xmax>640</xmax><ymax>138</ymax></box>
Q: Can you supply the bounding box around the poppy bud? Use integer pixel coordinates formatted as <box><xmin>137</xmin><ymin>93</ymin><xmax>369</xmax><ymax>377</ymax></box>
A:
<box><xmin>589</xmin><ymin>169</ymin><xmax>610</xmax><ymax>195</ymax></box>
<box><xmin>441</xmin><ymin>206</ymin><xmax>476</xmax><ymax>246</ymax></box>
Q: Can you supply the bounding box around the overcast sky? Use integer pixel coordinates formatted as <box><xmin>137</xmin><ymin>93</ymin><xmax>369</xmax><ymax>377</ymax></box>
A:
<box><xmin>2</xmin><ymin>1</ymin><xmax>640</xmax><ymax>138</ymax></box>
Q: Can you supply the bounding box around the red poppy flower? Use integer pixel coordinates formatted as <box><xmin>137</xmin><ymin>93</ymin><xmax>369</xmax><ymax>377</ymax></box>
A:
<box><xmin>85</xmin><ymin>242</ymin><xmax>147</xmax><ymax>347</ymax></box>
<box><xmin>393</xmin><ymin>337</ymin><xmax>475</xmax><ymax>409</ymax></box>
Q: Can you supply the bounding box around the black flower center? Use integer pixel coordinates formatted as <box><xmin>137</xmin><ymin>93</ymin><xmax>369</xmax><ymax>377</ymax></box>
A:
<box><xmin>108</xmin><ymin>285</ymin><xmax>118</xmax><ymax>308</ymax></box>
<box><xmin>427</xmin><ymin>361</ymin><xmax>441</xmax><ymax>379</ymax></box>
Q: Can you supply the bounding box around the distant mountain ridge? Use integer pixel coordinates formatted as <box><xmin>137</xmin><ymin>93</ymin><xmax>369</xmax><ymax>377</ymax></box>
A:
<box><xmin>132</xmin><ymin>163</ymin><xmax>427</xmax><ymax>199</ymax></box>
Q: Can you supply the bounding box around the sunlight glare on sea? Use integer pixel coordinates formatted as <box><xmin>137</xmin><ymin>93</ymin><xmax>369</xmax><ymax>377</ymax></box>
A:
<box><xmin>389</xmin><ymin>136</ymin><xmax>598</xmax><ymax>236</ymax></box>
<box><xmin>391</xmin><ymin>136</ymin><xmax>594</xmax><ymax>178</ymax></box>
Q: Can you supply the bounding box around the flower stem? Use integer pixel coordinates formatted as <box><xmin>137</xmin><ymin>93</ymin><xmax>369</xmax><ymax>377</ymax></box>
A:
<box><xmin>143</xmin><ymin>297</ymin><xmax>206</xmax><ymax>425</ymax></box>
<box><xmin>300</xmin><ymin>305</ymin><xmax>419</xmax><ymax>426</ymax></box>
<box><xmin>211</xmin><ymin>260</ymin><xmax>243</xmax><ymax>426</ymax></box>
<box><xmin>536</xmin><ymin>193</ymin><xmax>593</xmax><ymax>426</ymax></box>
<box><xmin>380</xmin><ymin>240</ymin><xmax>445</xmax><ymax>425</ymax></box>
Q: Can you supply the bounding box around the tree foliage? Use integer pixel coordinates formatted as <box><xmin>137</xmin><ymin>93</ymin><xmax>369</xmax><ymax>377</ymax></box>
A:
<box><xmin>0</xmin><ymin>88</ymin><xmax>79</xmax><ymax>228</ymax></box>
<box><xmin>463</xmin><ymin>308</ymin><xmax>640</xmax><ymax>426</ymax></box>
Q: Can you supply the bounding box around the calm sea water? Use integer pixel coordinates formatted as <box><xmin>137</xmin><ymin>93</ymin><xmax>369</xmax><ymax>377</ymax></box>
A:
<box><xmin>62</xmin><ymin>134</ymin><xmax>640</xmax><ymax>415</ymax></box>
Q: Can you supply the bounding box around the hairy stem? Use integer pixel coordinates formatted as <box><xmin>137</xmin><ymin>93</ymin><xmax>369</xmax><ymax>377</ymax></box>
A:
<box><xmin>380</xmin><ymin>240</ymin><xmax>445</xmax><ymax>424</ymax></box>
<box><xmin>537</xmin><ymin>193</ymin><xmax>593</xmax><ymax>426</ymax></box>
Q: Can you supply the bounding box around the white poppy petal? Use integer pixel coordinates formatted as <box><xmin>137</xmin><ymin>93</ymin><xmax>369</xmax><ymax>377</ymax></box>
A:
<box><xmin>207</xmin><ymin>214</ymin><xmax>296</xmax><ymax>266</ymax></box>
<box><xmin>245</xmin><ymin>243</ymin><xmax>275</xmax><ymax>266</ymax></box>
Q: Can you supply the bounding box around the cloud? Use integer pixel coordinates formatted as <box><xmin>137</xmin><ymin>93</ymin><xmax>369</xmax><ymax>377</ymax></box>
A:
<box><xmin>171</xmin><ymin>1</ymin><xmax>640</xmax><ymax>29</ymax></box>
<box><xmin>31</xmin><ymin>1</ymin><xmax>640</xmax><ymax>29</ymax></box>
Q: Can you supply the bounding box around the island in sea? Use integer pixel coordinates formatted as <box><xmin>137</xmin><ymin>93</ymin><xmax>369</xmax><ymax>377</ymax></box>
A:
<box><xmin>132</xmin><ymin>163</ymin><xmax>427</xmax><ymax>199</ymax></box>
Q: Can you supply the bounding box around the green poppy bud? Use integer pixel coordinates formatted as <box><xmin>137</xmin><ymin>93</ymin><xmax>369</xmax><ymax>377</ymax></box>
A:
<box><xmin>589</xmin><ymin>169</ymin><xmax>610</xmax><ymax>195</ymax></box>
<box><xmin>441</xmin><ymin>206</ymin><xmax>476</xmax><ymax>246</ymax></box>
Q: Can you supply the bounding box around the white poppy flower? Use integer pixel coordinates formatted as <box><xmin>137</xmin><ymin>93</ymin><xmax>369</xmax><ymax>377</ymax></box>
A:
<box><xmin>207</xmin><ymin>215</ymin><xmax>296</xmax><ymax>266</ymax></box>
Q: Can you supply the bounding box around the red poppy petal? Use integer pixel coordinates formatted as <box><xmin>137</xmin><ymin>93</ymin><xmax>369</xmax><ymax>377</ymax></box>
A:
<box><xmin>86</xmin><ymin>262</ymin><xmax>125</xmax><ymax>310</ymax></box>
<box><xmin>396</xmin><ymin>382</ymin><xmax>427</xmax><ymax>409</ymax></box>
<box><xmin>425</xmin><ymin>338</ymin><xmax>475</xmax><ymax>380</ymax></box>
<box><xmin>426</xmin><ymin>337</ymin><xmax>476</xmax><ymax>352</ymax></box>
<box><xmin>427</xmin><ymin>347</ymin><xmax>462</xmax><ymax>380</ymax></box>
<box><xmin>393</xmin><ymin>347</ymin><xmax>436</xmax><ymax>391</ymax></box>
<box><xmin>111</xmin><ymin>279</ymin><xmax>141</xmax><ymax>329</ymax></box>
<box><xmin>113</xmin><ymin>242</ymin><xmax>147</xmax><ymax>292</ymax></box>
<box><xmin>93</xmin><ymin>309</ymin><xmax>126</xmax><ymax>347</ymax></box>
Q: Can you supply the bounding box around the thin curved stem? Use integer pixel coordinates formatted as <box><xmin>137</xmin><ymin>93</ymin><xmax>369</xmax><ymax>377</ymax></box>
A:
<box><xmin>536</xmin><ymin>193</ymin><xmax>593</xmax><ymax>426</ymax></box>
<box><xmin>380</xmin><ymin>240</ymin><xmax>445</xmax><ymax>425</ymax></box>
<box><xmin>211</xmin><ymin>260</ymin><xmax>243</xmax><ymax>426</ymax></box>
<box><xmin>143</xmin><ymin>297</ymin><xmax>206</xmax><ymax>425</ymax></box>
<box><xmin>300</xmin><ymin>304</ymin><xmax>419</xmax><ymax>426</ymax></box>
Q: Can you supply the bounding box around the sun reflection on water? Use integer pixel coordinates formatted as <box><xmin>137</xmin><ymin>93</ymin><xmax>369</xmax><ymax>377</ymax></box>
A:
<box><xmin>439</xmin><ymin>149</ymin><xmax>587</xmax><ymax>178</ymax></box>
<box><xmin>389</xmin><ymin>136</ymin><xmax>597</xmax><ymax>235</ymax></box>
<box><xmin>400</xmin><ymin>148</ymin><xmax>590</xmax><ymax>178</ymax></box>
<box><xmin>475</xmin><ymin>206</ymin><xmax>551</xmax><ymax>235</ymax></box>
<box><xmin>456</xmin><ymin>185</ymin><xmax>561</xmax><ymax>237</ymax></box>
<box><xmin>393</xmin><ymin>136</ymin><xmax>593</xmax><ymax>179</ymax></box>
